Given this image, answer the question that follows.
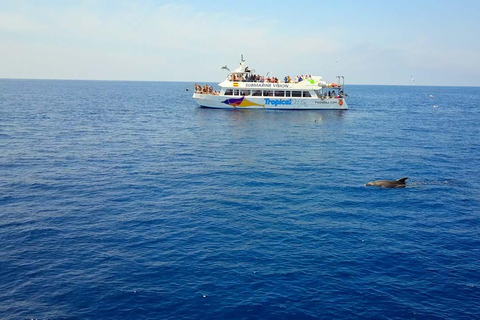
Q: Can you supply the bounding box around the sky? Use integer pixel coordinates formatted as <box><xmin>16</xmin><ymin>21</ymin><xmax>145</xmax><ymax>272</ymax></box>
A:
<box><xmin>1</xmin><ymin>0</ymin><xmax>480</xmax><ymax>86</ymax></box>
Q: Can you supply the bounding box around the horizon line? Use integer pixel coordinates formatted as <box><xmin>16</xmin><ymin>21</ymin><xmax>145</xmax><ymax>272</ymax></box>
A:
<box><xmin>1</xmin><ymin>77</ymin><xmax>479</xmax><ymax>88</ymax></box>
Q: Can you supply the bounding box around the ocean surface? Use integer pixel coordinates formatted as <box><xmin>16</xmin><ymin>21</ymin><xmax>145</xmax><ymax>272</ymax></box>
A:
<box><xmin>1</xmin><ymin>79</ymin><xmax>480</xmax><ymax>320</ymax></box>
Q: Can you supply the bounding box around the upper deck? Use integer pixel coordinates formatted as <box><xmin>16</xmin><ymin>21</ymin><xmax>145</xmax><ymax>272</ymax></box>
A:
<box><xmin>218</xmin><ymin>58</ymin><xmax>342</xmax><ymax>91</ymax></box>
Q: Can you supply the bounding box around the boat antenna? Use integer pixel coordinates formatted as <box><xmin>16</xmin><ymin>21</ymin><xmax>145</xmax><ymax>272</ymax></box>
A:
<box><xmin>240</xmin><ymin>54</ymin><xmax>245</xmax><ymax>63</ymax></box>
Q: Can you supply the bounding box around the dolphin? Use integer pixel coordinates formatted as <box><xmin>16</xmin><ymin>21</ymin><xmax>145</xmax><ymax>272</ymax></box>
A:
<box><xmin>365</xmin><ymin>177</ymin><xmax>408</xmax><ymax>188</ymax></box>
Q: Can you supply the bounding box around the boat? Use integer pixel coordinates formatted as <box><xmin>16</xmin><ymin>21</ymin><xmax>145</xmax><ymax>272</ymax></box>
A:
<box><xmin>192</xmin><ymin>56</ymin><xmax>348</xmax><ymax>110</ymax></box>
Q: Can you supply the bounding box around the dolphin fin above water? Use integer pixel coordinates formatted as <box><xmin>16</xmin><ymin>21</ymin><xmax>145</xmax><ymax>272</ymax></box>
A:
<box><xmin>395</xmin><ymin>177</ymin><xmax>408</xmax><ymax>184</ymax></box>
<box><xmin>365</xmin><ymin>177</ymin><xmax>408</xmax><ymax>188</ymax></box>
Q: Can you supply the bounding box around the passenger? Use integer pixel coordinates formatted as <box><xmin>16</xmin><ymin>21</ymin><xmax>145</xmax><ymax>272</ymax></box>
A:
<box><xmin>245</xmin><ymin>66</ymin><xmax>250</xmax><ymax>72</ymax></box>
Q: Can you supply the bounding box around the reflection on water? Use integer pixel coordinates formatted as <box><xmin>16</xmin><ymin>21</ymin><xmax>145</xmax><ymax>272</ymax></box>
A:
<box><xmin>196</xmin><ymin>108</ymin><xmax>346</xmax><ymax>125</ymax></box>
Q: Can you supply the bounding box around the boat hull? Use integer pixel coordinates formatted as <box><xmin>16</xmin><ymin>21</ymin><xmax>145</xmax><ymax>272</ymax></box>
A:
<box><xmin>193</xmin><ymin>93</ymin><xmax>348</xmax><ymax>110</ymax></box>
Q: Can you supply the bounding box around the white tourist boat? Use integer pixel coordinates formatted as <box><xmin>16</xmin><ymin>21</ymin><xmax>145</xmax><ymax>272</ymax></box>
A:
<box><xmin>193</xmin><ymin>56</ymin><xmax>348</xmax><ymax>110</ymax></box>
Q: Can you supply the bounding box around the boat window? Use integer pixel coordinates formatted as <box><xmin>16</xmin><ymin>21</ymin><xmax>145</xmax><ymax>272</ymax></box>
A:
<box><xmin>234</xmin><ymin>89</ymin><xmax>240</xmax><ymax>96</ymax></box>
<box><xmin>225</xmin><ymin>89</ymin><xmax>233</xmax><ymax>96</ymax></box>
<box><xmin>240</xmin><ymin>90</ymin><xmax>251</xmax><ymax>96</ymax></box>
<box><xmin>252</xmin><ymin>90</ymin><xmax>262</xmax><ymax>96</ymax></box>
<box><xmin>263</xmin><ymin>90</ymin><xmax>273</xmax><ymax>97</ymax></box>
<box><xmin>303</xmin><ymin>91</ymin><xmax>312</xmax><ymax>98</ymax></box>
<box><xmin>285</xmin><ymin>91</ymin><xmax>291</xmax><ymax>97</ymax></box>
<box><xmin>292</xmin><ymin>91</ymin><xmax>302</xmax><ymax>97</ymax></box>
<box><xmin>275</xmin><ymin>91</ymin><xmax>284</xmax><ymax>97</ymax></box>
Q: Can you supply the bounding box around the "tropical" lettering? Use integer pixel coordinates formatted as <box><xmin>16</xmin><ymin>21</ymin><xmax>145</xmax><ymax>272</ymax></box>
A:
<box><xmin>264</xmin><ymin>98</ymin><xmax>292</xmax><ymax>106</ymax></box>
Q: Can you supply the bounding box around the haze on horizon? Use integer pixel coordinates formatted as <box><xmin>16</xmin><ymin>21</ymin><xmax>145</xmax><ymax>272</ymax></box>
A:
<box><xmin>1</xmin><ymin>0</ymin><xmax>480</xmax><ymax>86</ymax></box>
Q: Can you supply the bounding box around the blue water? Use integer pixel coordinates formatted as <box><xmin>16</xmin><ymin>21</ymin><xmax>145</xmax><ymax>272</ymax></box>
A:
<box><xmin>1</xmin><ymin>79</ymin><xmax>480</xmax><ymax>319</ymax></box>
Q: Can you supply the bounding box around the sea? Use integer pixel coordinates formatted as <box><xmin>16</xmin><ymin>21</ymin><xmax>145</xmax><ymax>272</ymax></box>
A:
<box><xmin>1</xmin><ymin>79</ymin><xmax>479</xmax><ymax>320</ymax></box>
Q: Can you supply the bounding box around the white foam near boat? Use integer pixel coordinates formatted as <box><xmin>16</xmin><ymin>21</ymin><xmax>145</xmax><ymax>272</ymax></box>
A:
<box><xmin>193</xmin><ymin>57</ymin><xmax>348</xmax><ymax>110</ymax></box>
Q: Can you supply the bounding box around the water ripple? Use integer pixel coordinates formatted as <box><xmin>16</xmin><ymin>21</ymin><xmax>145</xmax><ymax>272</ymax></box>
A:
<box><xmin>1</xmin><ymin>80</ymin><xmax>479</xmax><ymax>319</ymax></box>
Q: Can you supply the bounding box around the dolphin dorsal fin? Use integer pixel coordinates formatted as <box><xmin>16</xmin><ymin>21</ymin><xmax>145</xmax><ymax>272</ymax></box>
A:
<box><xmin>396</xmin><ymin>177</ymin><xmax>408</xmax><ymax>183</ymax></box>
